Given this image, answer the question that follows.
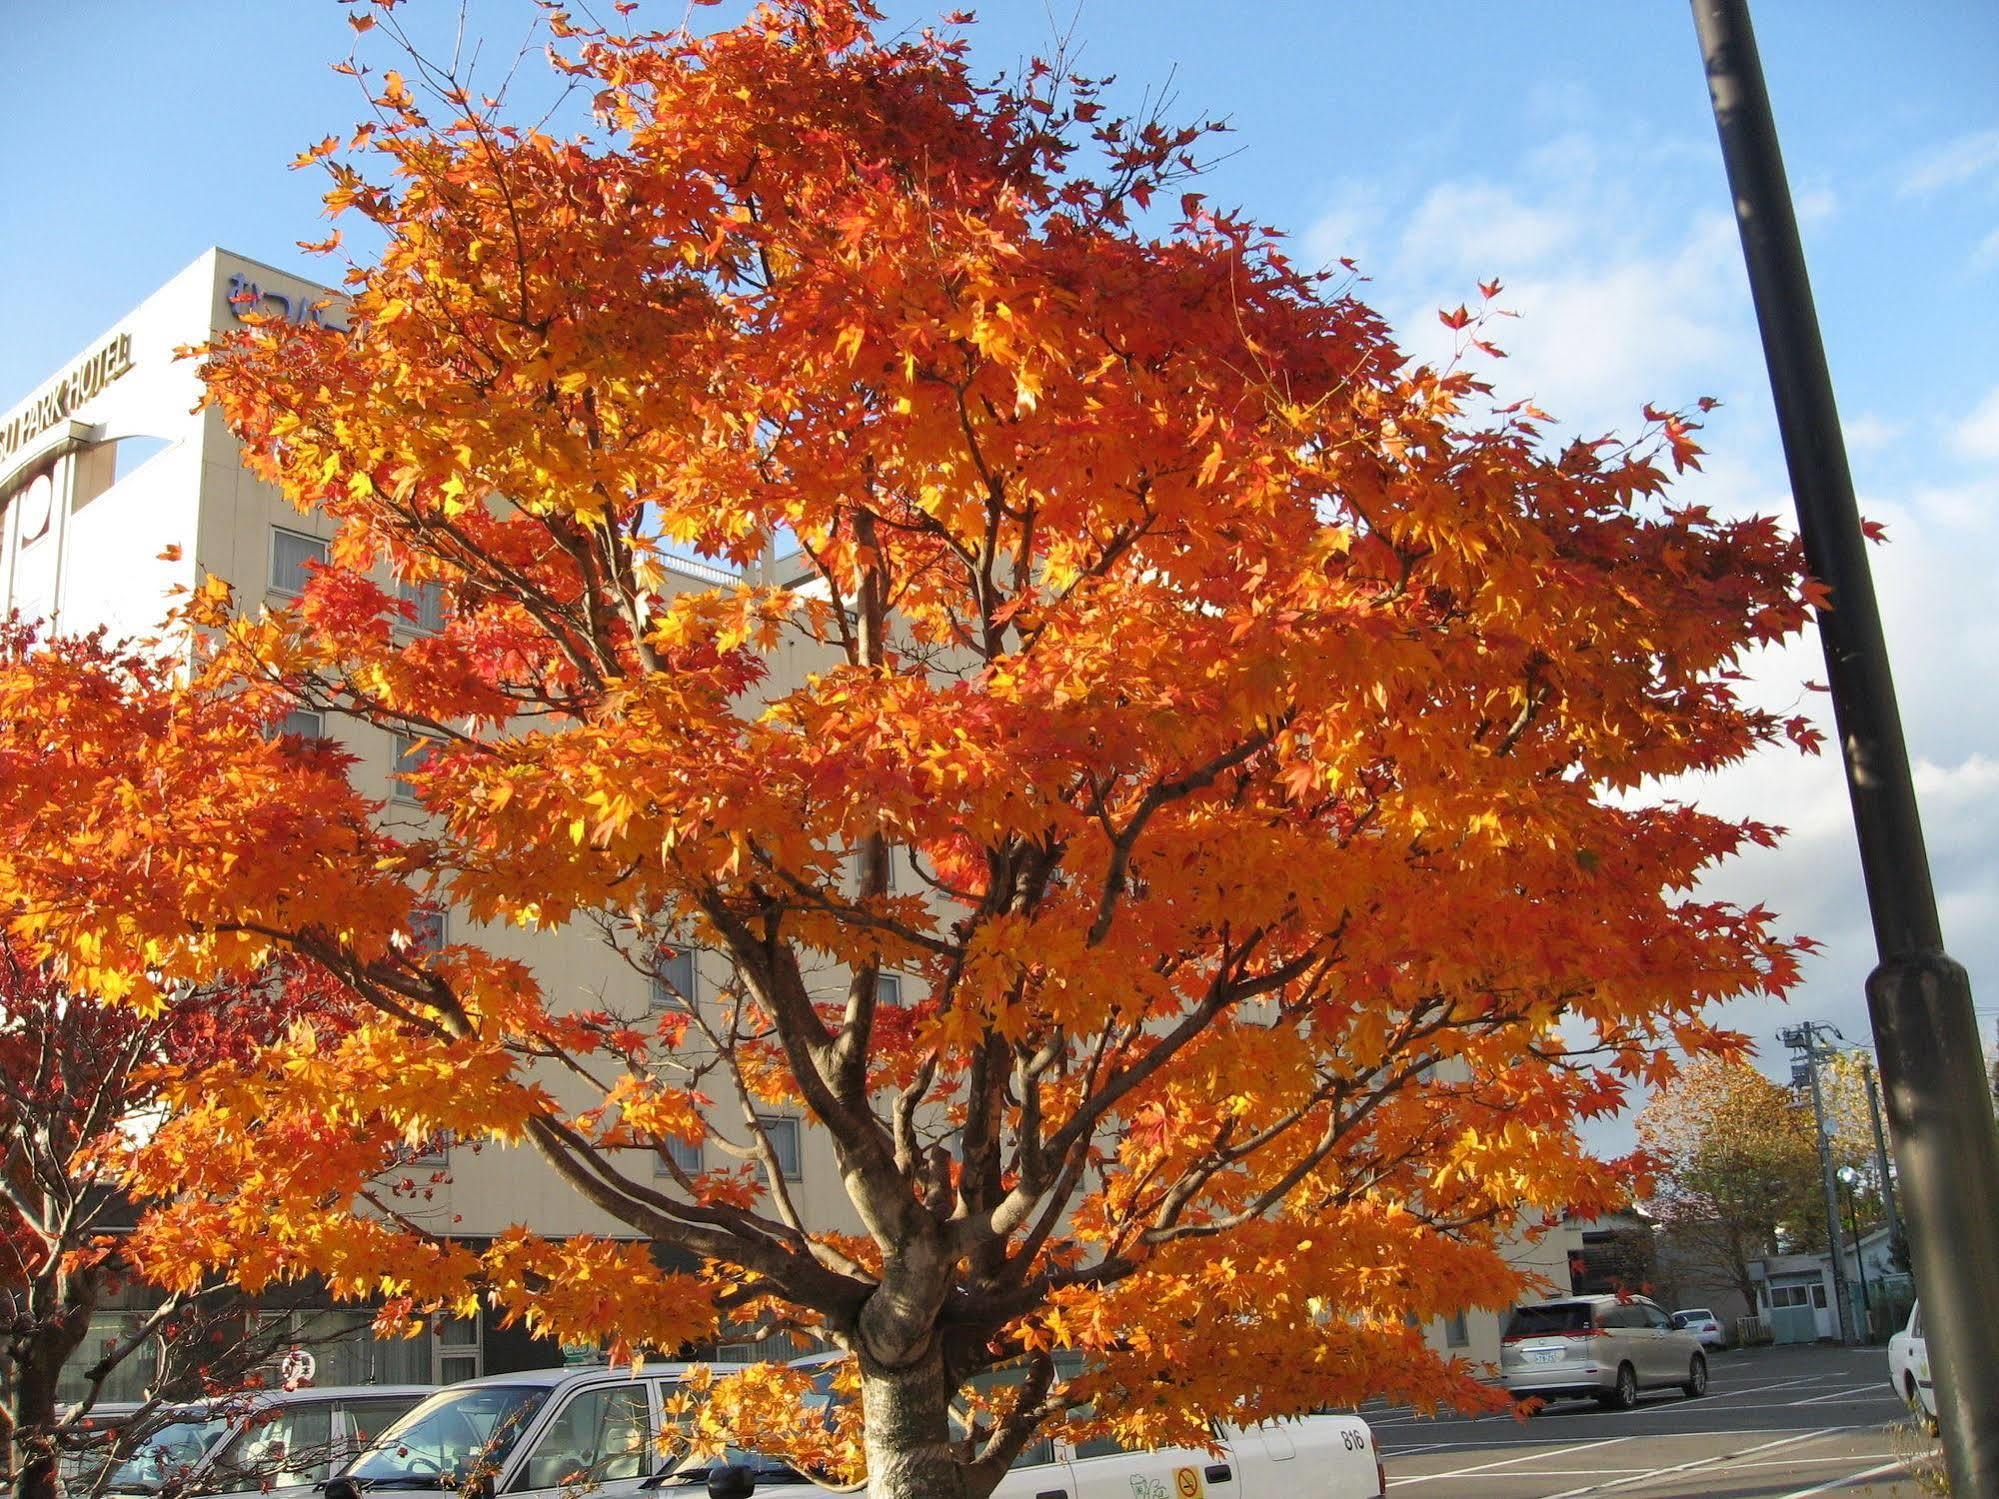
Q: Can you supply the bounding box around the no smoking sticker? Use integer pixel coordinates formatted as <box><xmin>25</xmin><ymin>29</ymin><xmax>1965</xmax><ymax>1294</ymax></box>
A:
<box><xmin>1173</xmin><ymin>1467</ymin><xmax>1203</xmax><ymax>1499</ymax></box>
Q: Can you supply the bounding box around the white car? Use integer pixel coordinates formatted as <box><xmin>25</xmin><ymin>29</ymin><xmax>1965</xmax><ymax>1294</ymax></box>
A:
<box><xmin>1887</xmin><ymin>1302</ymin><xmax>1936</xmax><ymax>1433</ymax></box>
<box><xmin>1670</xmin><ymin>1308</ymin><xmax>1726</xmax><ymax>1350</ymax></box>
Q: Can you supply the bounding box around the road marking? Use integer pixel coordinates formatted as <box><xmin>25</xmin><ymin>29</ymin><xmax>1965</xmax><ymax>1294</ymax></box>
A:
<box><xmin>1364</xmin><ymin>1371</ymin><xmax>1838</xmax><ymax>1429</ymax></box>
<box><xmin>1385</xmin><ymin>1436</ymin><xmax>1633</xmax><ymax>1486</ymax></box>
<box><xmin>1381</xmin><ymin>1424</ymin><xmax>1867</xmax><ymax>1454</ymax></box>
<box><xmin>1787</xmin><ymin>1384</ymin><xmax>1883</xmax><ymax>1406</ymax></box>
<box><xmin>1524</xmin><ymin>1427</ymin><xmax>1845</xmax><ymax>1499</ymax></box>
<box><xmin>1772</xmin><ymin>1458</ymin><xmax>1907</xmax><ymax>1499</ymax></box>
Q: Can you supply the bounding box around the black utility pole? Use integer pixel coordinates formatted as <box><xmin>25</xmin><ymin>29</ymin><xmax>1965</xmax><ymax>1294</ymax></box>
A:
<box><xmin>1690</xmin><ymin>2</ymin><xmax>1999</xmax><ymax>1490</ymax></box>
<box><xmin>1859</xmin><ymin>1054</ymin><xmax>1904</xmax><ymax>1257</ymax></box>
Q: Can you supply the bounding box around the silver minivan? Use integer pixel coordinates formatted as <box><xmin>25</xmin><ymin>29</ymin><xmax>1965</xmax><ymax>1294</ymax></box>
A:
<box><xmin>342</xmin><ymin>1364</ymin><xmax>694</xmax><ymax>1499</ymax></box>
<box><xmin>1501</xmin><ymin>1294</ymin><xmax>1707</xmax><ymax>1410</ymax></box>
<box><xmin>94</xmin><ymin>1385</ymin><xmax>430</xmax><ymax>1499</ymax></box>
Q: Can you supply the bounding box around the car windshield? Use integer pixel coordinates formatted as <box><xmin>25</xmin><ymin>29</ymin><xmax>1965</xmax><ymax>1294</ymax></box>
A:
<box><xmin>103</xmin><ymin>1417</ymin><xmax>234</xmax><ymax>1494</ymax></box>
<box><xmin>1681</xmin><ymin>1310</ymin><xmax>1713</xmax><ymax>1320</ymax></box>
<box><xmin>348</xmin><ymin>1386</ymin><xmax>550</xmax><ymax>1489</ymax></box>
<box><xmin>1505</xmin><ymin>1303</ymin><xmax>1593</xmax><ymax>1337</ymax></box>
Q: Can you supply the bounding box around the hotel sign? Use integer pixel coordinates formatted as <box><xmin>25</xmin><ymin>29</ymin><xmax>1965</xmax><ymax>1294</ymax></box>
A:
<box><xmin>1</xmin><ymin>331</ymin><xmax>135</xmax><ymax>467</ymax></box>
<box><xmin>227</xmin><ymin>273</ymin><xmax>347</xmax><ymax>330</ymax></box>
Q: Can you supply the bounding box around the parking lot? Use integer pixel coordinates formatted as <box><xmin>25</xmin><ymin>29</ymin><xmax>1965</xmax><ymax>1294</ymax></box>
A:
<box><xmin>1372</xmin><ymin>1345</ymin><xmax>1935</xmax><ymax>1498</ymax></box>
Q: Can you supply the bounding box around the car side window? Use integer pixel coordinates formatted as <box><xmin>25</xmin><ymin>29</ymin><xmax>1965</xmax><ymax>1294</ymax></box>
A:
<box><xmin>514</xmin><ymin>1386</ymin><xmax>652</xmax><ymax>1492</ymax></box>
<box><xmin>1010</xmin><ymin>1438</ymin><xmax>1056</xmax><ymax>1470</ymax></box>
<box><xmin>1644</xmin><ymin>1305</ymin><xmax>1673</xmax><ymax>1331</ymax></box>
<box><xmin>218</xmin><ymin>1402</ymin><xmax>335</xmax><ymax>1487</ymax></box>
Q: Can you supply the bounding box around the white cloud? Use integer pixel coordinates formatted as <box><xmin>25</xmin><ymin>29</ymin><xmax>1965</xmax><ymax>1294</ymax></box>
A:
<box><xmin>1842</xmin><ymin>412</ymin><xmax>1904</xmax><ymax>453</ymax></box>
<box><xmin>1397</xmin><ymin>179</ymin><xmax>1583</xmax><ymax>272</ymax></box>
<box><xmin>1953</xmin><ymin>385</ymin><xmax>1999</xmax><ymax>462</ymax></box>
<box><xmin>1301</xmin><ymin>181</ymin><xmax>1386</xmax><ymax>272</ymax></box>
<box><xmin>1794</xmin><ymin>184</ymin><xmax>1839</xmax><ymax>225</ymax></box>
<box><xmin>1373</xmin><ymin>131</ymin><xmax>1999</xmax><ymax>1157</ymax></box>
<box><xmin>1898</xmin><ymin>128</ymin><xmax>1999</xmax><ymax>197</ymax></box>
<box><xmin>1380</xmin><ymin>176</ymin><xmax>1757</xmax><ymax>443</ymax></box>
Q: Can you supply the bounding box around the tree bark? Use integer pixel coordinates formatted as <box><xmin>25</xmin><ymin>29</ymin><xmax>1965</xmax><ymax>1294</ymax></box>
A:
<box><xmin>7</xmin><ymin>1348</ymin><xmax>68</xmax><ymax>1499</ymax></box>
<box><xmin>6</xmin><ymin>1268</ymin><xmax>105</xmax><ymax>1499</ymax></box>
<box><xmin>858</xmin><ymin>1344</ymin><xmax>972</xmax><ymax>1499</ymax></box>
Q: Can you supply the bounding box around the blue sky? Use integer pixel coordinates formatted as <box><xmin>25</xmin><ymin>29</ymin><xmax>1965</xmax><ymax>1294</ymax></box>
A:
<box><xmin>6</xmin><ymin>2</ymin><xmax>1997</xmax><ymax>1143</ymax></box>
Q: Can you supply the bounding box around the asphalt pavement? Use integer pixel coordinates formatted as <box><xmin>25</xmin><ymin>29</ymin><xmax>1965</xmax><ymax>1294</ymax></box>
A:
<box><xmin>1368</xmin><ymin>1345</ymin><xmax>1937</xmax><ymax>1499</ymax></box>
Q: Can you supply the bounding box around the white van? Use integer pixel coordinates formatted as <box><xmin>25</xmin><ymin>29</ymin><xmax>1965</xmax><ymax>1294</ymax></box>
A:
<box><xmin>671</xmin><ymin>1414</ymin><xmax>1386</xmax><ymax>1499</ymax></box>
<box><xmin>94</xmin><ymin>1385</ymin><xmax>430</xmax><ymax>1499</ymax></box>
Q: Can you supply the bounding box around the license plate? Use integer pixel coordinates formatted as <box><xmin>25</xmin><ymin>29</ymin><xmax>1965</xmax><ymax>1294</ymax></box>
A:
<box><xmin>1529</xmin><ymin>1349</ymin><xmax>1559</xmax><ymax>1363</ymax></box>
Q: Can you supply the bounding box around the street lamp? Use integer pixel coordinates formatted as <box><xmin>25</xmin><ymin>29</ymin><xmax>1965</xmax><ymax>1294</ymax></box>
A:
<box><xmin>1838</xmin><ymin>1165</ymin><xmax>1873</xmax><ymax>1339</ymax></box>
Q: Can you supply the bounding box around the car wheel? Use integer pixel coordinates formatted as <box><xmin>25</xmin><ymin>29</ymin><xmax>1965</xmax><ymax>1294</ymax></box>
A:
<box><xmin>1600</xmin><ymin>1363</ymin><xmax>1639</xmax><ymax>1411</ymax></box>
<box><xmin>1683</xmin><ymin>1354</ymin><xmax>1708</xmax><ymax>1398</ymax></box>
<box><xmin>1907</xmin><ymin>1375</ymin><xmax>1939</xmax><ymax>1437</ymax></box>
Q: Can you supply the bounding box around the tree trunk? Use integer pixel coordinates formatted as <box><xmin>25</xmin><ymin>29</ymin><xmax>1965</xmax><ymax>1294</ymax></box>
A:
<box><xmin>7</xmin><ymin>1268</ymin><xmax>105</xmax><ymax>1499</ymax></box>
<box><xmin>7</xmin><ymin>1351</ymin><xmax>66</xmax><ymax>1499</ymax></box>
<box><xmin>858</xmin><ymin>1345</ymin><xmax>972</xmax><ymax>1499</ymax></box>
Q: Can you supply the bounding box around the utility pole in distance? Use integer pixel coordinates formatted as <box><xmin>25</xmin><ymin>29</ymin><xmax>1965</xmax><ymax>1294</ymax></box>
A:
<box><xmin>1690</xmin><ymin>2</ymin><xmax>1999</xmax><ymax>1490</ymax></box>
<box><xmin>1859</xmin><ymin>1054</ymin><xmax>1903</xmax><ymax>1258</ymax></box>
<box><xmin>1783</xmin><ymin>1022</ymin><xmax>1854</xmax><ymax>1345</ymax></box>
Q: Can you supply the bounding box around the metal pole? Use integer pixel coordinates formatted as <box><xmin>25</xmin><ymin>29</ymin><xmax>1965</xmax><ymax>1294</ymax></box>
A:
<box><xmin>1791</xmin><ymin>1027</ymin><xmax>1855</xmax><ymax>1345</ymax></box>
<box><xmin>1842</xmin><ymin>1173</ymin><xmax>1873</xmax><ymax>1332</ymax></box>
<box><xmin>1689</xmin><ymin>2</ymin><xmax>1999</xmax><ymax>1489</ymax></box>
<box><xmin>1861</xmin><ymin>1055</ymin><xmax>1903</xmax><ymax>1256</ymax></box>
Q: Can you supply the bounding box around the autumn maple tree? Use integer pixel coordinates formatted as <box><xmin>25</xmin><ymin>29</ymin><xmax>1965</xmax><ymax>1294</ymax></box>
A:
<box><xmin>1636</xmin><ymin>1057</ymin><xmax>1826</xmax><ymax>1319</ymax></box>
<box><xmin>0</xmin><ymin>3</ymin><xmax>1826</xmax><ymax>1494</ymax></box>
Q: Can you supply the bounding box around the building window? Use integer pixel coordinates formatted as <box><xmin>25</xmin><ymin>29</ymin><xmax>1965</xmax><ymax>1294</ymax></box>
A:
<box><xmin>756</xmin><ymin>1116</ymin><xmax>802</xmax><ymax>1181</ymax></box>
<box><xmin>398</xmin><ymin>578</ymin><xmax>446</xmax><ymax>633</ymax></box>
<box><xmin>876</xmin><ymin>972</ymin><xmax>902</xmax><ymax>1004</ymax></box>
<box><xmin>402</xmin><ymin>1129</ymin><xmax>454</xmax><ymax>1167</ymax></box>
<box><xmin>392</xmin><ymin>732</ymin><xmax>430</xmax><ymax>801</ymax></box>
<box><xmin>431</xmin><ymin>1314</ymin><xmax>481</xmax><ymax>1385</ymax></box>
<box><xmin>408</xmin><ymin>908</ymin><xmax>446</xmax><ymax>955</ymax></box>
<box><xmin>1444</xmin><ymin>1311</ymin><xmax>1470</xmax><ymax>1349</ymax></box>
<box><xmin>270</xmin><ymin>528</ymin><xmax>328</xmax><ymax>595</ymax></box>
<box><xmin>279</xmin><ymin>708</ymin><xmax>324</xmax><ymax>739</ymax></box>
<box><xmin>655</xmin><ymin>1136</ymin><xmax>703</xmax><ymax>1177</ymax></box>
<box><xmin>650</xmin><ymin>946</ymin><xmax>697</xmax><ymax>1008</ymax></box>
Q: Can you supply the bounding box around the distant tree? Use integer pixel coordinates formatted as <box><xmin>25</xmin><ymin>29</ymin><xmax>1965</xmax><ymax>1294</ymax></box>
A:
<box><xmin>1638</xmin><ymin>1059</ymin><xmax>1824</xmax><ymax>1318</ymax></box>
<box><xmin>0</xmin><ymin>918</ymin><xmax>339</xmax><ymax>1499</ymax></box>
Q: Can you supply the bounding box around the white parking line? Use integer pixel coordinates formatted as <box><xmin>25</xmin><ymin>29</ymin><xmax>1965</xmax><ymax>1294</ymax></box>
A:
<box><xmin>1380</xmin><ymin>1423</ymin><xmax>1868</xmax><ymax>1455</ymax></box>
<box><xmin>1787</xmin><ymin>1384</ymin><xmax>1881</xmax><ymax>1406</ymax></box>
<box><xmin>1386</xmin><ymin>1436</ymin><xmax>1633</xmax><ymax>1486</ymax></box>
<box><xmin>1773</xmin><ymin>1458</ymin><xmax>1906</xmax><ymax>1499</ymax></box>
<box><xmin>1365</xmin><ymin>1370</ymin><xmax>1848</xmax><ymax>1431</ymax></box>
<box><xmin>1525</xmin><ymin>1427</ymin><xmax>1845</xmax><ymax>1499</ymax></box>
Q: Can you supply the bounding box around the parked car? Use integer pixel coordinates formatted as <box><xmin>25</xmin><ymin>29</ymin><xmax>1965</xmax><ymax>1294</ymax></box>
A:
<box><xmin>1669</xmin><ymin>1308</ymin><xmax>1726</xmax><ymax>1350</ymax></box>
<box><xmin>95</xmin><ymin>1385</ymin><xmax>429</xmax><ymax>1499</ymax></box>
<box><xmin>343</xmin><ymin>1364</ymin><xmax>695</xmax><ymax>1499</ymax></box>
<box><xmin>1501</xmin><ymin>1294</ymin><xmax>1707</xmax><ymax>1410</ymax></box>
<box><xmin>1887</xmin><ymin>1301</ymin><xmax>1936</xmax><ymax>1433</ymax></box>
<box><xmin>693</xmin><ymin>1413</ymin><xmax>1386</xmax><ymax>1498</ymax></box>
